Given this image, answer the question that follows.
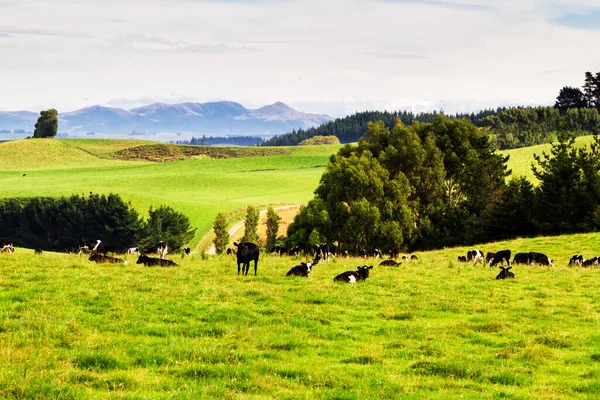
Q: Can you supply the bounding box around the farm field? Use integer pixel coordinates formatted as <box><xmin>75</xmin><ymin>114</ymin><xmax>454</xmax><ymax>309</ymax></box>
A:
<box><xmin>0</xmin><ymin>135</ymin><xmax>596</xmax><ymax>250</ymax></box>
<box><xmin>1</xmin><ymin>233</ymin><xmax>600</xmax><ymax>398</ymax></box>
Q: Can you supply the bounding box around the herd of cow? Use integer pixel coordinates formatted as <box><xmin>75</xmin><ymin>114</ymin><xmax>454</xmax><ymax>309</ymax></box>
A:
<box><xmin>2</xmin><ymin>236</ymin><xmax>599</xmax><ymax>283</ymax></box>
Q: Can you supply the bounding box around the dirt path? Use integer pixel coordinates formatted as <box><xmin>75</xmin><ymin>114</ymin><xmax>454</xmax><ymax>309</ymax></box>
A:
<box><xmin>205</xmin><ymin>205</ymin><xmax>300</xmax><ymax>255</ymax></box>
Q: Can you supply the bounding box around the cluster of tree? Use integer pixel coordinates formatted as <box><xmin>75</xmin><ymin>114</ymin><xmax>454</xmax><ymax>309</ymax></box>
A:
<box><xmin>213</xmin><ymin>205</ymin><xmax>269</xmax><ymax>254</ymax></box>
<box><xmin>479</xmin><ymin>106</ymin><xmax>600</xmax><ymax>149</ymax></box>
<box><xmin>286</xmin><ymin>115</ymin><xmax>600</xmax><ymax>253</ymax></box>
<box><xmin>0</xmin><ymin>193</ymin><xmax>195</xmax><ymax>252</ymax></box>
<box><xmin>33</xmin><ymin>109</ymin><xmax>58</xmax><ymax>138</ymax></box>
<box><xmin>173</xmin><ymin>135</ymin><xmax>265</xmax><ymax>147</ymax></box>
<box><xmin>555</xmin><ymin>71</ymin><xmax>600</xmax><ymax>112</ymax></box>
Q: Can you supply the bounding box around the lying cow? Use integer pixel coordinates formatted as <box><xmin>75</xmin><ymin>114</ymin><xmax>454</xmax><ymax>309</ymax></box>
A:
<box><xmin>334</xmin><ymin>266</ymin><xmax>373</xmax><ymax>283</ymax></box>
<box><xmin>379</xmin><ymin>259</ymin><xmax>400</xmax><ymax>267</ymax></box>
<box><xmin>136</xmin><ymin>254</ymin><xmax>178</xmax><ymax>267</ymax></box>
<box><xmin>89</xmin><ymin>253</ymin><xmax>128</xmax><ymax>265</ymax></box>
<box><xmin>286</xmin><ymin>262</ymin><xmax>313</xmax><ymax>277</ymax></box>
<box><xmin>496</xmin><ymin>266</ymin><xmax>515</xmax><ymax>280</ymax></box>
<box><xmin>457</xmin><ymin>255</ymin><xmax>468</xmax><ymax>263</ymax></box>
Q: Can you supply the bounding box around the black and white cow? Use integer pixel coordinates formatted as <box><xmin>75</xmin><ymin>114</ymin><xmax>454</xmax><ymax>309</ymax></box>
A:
<box><xmin>79</xmin><ymin>238</ymin><xmax>103</xmax><ymax>256</ymax></box>
<box><xmin>457</xmin><ymin>255</ymin><xmax>468</xmax><ymax>262</ymax></box>
<box><xmin>127</xmin><ymin>247</ymin><xmax>140</xmax><ymax>255</ymax></box>
<box><xmin>467</xmin><ymin>249</ymin><xmax>484</xmax><ymax>264</ymax></box>
<box><xmin>489</xmin><ymin>249</ymin><xmax>512</xmax><ymax>267</ymax></box>
<box><xmin>513</xmin><ymin>252</ymin><xmax>530</xmax><ymax>265</ymax></box>
<box><xmin>233</xmin><ymin>241</ymin><xmax>260</xmax><ymax>276</ymax></box>
<box><xmin>0</xmin><ymin>237</ymin><xmax>14</xmax><ymax>254</ymax></box>
<box><xmin>379</xmin><ymin>259</ymin><xmax>400</xmax><ymax>267</ymax></box>
<box><xmin>313</xmin><ymin>244</ymin><xmax>331</xmax><ymax>261</ymax></box>
<box><xmin>373</xmin><ymin>249</ymin><xmax>382</xmax><ymax>259</ymax></box>
<box><xmin>582</xmin><ymin>257</ymin><xmax>598</xmax><ymax>267</ymax></box>
<box><xmin>568</xmin><ymin>254</ymin><xmax>584</xmax><ymax>266</ymax></box>
<box><xmin>286</xmin><ymin>262</ymin><xmax>313</xmax><ymax>277</ymax></box>
<box><xmin>496</xmin><ymin>266</ymin><xmax>515</xmax><ymax>280</ymax></box>
<box><xmin>226</xmin><ymin>248</ymin><xmax>233</xmax><ymax>255</ymax></box>
<box><xmin>157</xmin><ymin>241</ymin><xmax>168</xmax><ymax>259</ymax></box>
<box><xmin>183</xmin><ymin>247</ymin><xmax>191</xmax><ymax>256</ymax></box>
<box><xmin>136</xmin><ymin>254</ymin><xmax>178</xmax><ymax>267</ymax></box>
<box><xmin>89</xmin><ymin>253</ymin><xmax>128</xmax><ymax>265</ymax></box>
<box><xmin>290</xmin><ymin>246</ymin><xmax>301</xmax><ymax>256</ymax></box>
<box><xmin>334</xmin><ymin>266</ymin><xmax>373</xmax><ymax>283</ymax></box>
<box><xmin>358</xmin><ymin>247</ymin><xmax>367</xmax><ymax>258</ymax></box>
<box><xmin>401</xmin><ymin>255</ymin><xmax>409</xmax><ymax>261</ymax></box>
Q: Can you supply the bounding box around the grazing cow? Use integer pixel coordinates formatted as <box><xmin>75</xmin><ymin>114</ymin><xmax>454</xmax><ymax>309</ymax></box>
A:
<box><xmin>401</xmin><ymin>255</ymin><xmax>409</xmax><ymax>261</ymax></box>
<box><xmin>485</xmin><ymin>252</ymin><xmax>496</xmax><ymax>264</ymax></box>
<box><xmin>127</xmin><ymin>247</ymin><xmax>140</xmax><ymax>255</ymax></box>
<box><xmin>34</xmin><ymin>248</ymin><xmax>42</xmax><ymax>255</ymax></box>
<box><xmin>513</xmin><ymin>252</ymin><xmax>530</xmax><ymax>265</ymax></box>
<box><xmin>411</xmin><ymin>255</ymin><xmax>418</xmax><ymax>261</ymax></box>
<box><xmin>286</xmin><ymin>262</ymin><xmax>313</xmax><ymax>277</ymax></box>
<box><xmin>457</xmin><ymin>255</ymin><xmax>468</xmax><ymax>263</ymax></box>
<box><xmin>290</xmin><ymin>246</ymin><xmax>301</xmax><ymax>256</ymax></box>
<box><xmin>373</xmin><ymin>249</ymin><xmax>382</xmax><ymax>259</ymax></box>
<box><xmin>390</xmin><ymin>248</ymin><xmax>401</xmax><ymax>259</ymax></box>
<box><xmin>183</xmin><ymin>247</ymin><xmax>191</xmax><ymax>256</ymax></box>
<box><xmin>272</xmin><ymin>246</ymin><xmax>291</xmax><ymax>256</ymax></box>
<box><xmin>358</xmin><ymin>247</ymin><xmax>367</xmax><ymax>258</ymax></box>
<box><xmin>568</xmin><ymin>254</ymin><xmax>584</xmax><ymax>266</ymax></box>
<box><xmin>233</xmin><ymin>241</ymin><xmax>260</xmax><ymax>276</ymax></box>
<box><xmin>0</xmin><ymin>237</ymin><xmax>14</xmax><ymax>254</ymax></box>
<box><xmin>334</xmin><ymin>266</ymin><xmax>373</xmax><ymax>283</ymax></box>
<box><xmin>136</xmin><ymin>254</ymin><xmax>178</xmax><ymax>267</ymax></box>
<box><xmin>582</xmin><ymin>258</ymin><xmax>597</xmax><ymax>267</ymax></box>
<box><xmin>489</xmin><ymin>250</ymin><xmax>512</xmax><ymax>267</ymax></box>
<box><xmin>379</xmin><ymin>259</ymin><xmax>400</xmax><ymax>267</ymax></box>
<box><xmin>89</xmin><ymin>253</ymin><xmax>128</xmax><ymax>265</ymax></box>
<box><xmin>496</xmin><ymin>266</ymin><xmax>515</xmax><ymax>280</ymax></box>
<box><xmin>157</xmin><ymin>241</ymin><xmax>168</xmax><ymax>259</ymax></box>
<box><xmin>467</xmin><ymin>249</ymin><xmax>484</xmax><ymax>264</ymax></box>
<box><xmin>529</xmin><ymin>252</ymin><xmax>552</xmax><ymax>266</ymax></box>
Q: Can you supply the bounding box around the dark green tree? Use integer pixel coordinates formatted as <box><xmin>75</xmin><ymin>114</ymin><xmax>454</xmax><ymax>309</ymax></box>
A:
<box><xmin>33</xmin><ymin>109</ymin><xmax>58</xmax><ymax>138</ymax></box>
<box><xmin>555</xmin><ymin>86</ymin><xmax>586</xmax><ymax>113</ymax></box>
<box><xmin>265</xmin><ymin>207</ymin><xmax>280</xmax><ymax>250</ymax></box>
<box><xmin>243</xmin><ymin>205</ymin><xmax>260</xmax><ymax>243</ymax></box>
<box><xmin>141</xmin><ymin>205</ymin><xmax>196</xmax><ymax>252</ymax></box>
<box><xmin>213</xmin><ymin>212</ymin><xmax>229</xmax><ymax>255</ymax></box>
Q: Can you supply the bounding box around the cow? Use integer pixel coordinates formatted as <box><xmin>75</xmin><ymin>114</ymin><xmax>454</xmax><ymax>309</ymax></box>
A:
<box><xmin>485</xmin><ymin>252</ymin><xmax>496</xmax><ymax>264</ymax></box>
<box><xmin>568</xmin><ymin>254</ymin><xmax>584</xmax><ymax>266</ymax></box>
<box><xmin>489</xmin><ymin>250</ymin><xmax>511</xmax><ymax>267</ymax></box>
<box><xmin>226</xmin><ymin>248</ymin><xmax>233</xmax><ymax>255</ymax></box>
<box><xmin>127</xmin><ymin>247</ymin><xmax>140</xmax><ymax>255</ymax></box>
<box><xmin>390</xmin><ymin>248</ymin><xmax>401</xmax><ymax>259</ymax></box>
<box><xmin>34</xmin><ymin>248</ymin><xmax>42</xmax><ymax>255</ymax></box>
<box><xmin>358</xmin><ymin>247</ymin><xmax>367</xmax><ymax>258</ymax></box>
<box><xmin>411</xmin><ymin>255</ymin><xmax>418</xmax><ymax>261</ymax></box>
<box><xmin>373</xmin><ymin>249</ymin><xmax>382</xmax><ymax>259</ymax></box>
<box><xmin>157</xmin><ymin>241</ymin><xmax>168</xmax><ymax>259</ymax></box>
<box><xmin>401</xmin><ymin>255</ymin><xmax>409</xmax><ymax>261</ymax></box>
<box><xmin>582</xmin><ymin>258</ymin><xmax>598</xmax><ymax>267</ymax></box>
<box><xmin>334</xmin><ymin>266</ymin><xmax>373</xmax><ymax>283</ymax></box>
<box><xmin>379</xmin><ymin>259</ymin><xmax>400</xmax><ymax>267</ymax></box>
<box><xmin>79</xmin><ymin>238</ymin><xmax>103</xmax><ymax>256</ymax></box>
<box><xmin>89</xmin><ymin>253</ymin><xmax>128</xmax><ymax>265</ymax></box>
<box><xmin>529</xmin><ymin>252</ymin><xmax>552</xmax><ymax>266</ymax></box>
<box><xmin>467</xmin><ymin>249</ymin><xmax>484</xmax><ymax>264</ymax></box>
<box><xmin>513</xmin><ymin>252</ymin><xmax>530</xmax><ymax>265</ymax></box>
<box><xmin>183</xmin><ymin>247</ymin><xmax>191</xmax><ymax>256</ymax></box>
<box><xmin>290</xmin><ymin>246</ymin><xmax>301</xmax><ymax>256</ymax></box>
<box><xmin>286</xmin><ymin>262</ymin><xmax>313</xmax><ymax>277</ymax></box>
<box><xmin>136</xmin><ymin>254</ymin><xmax>178</xmax><ymax>267</ymax></box>
<box><xmin>313</xmin><ymin>244</ymin><xmax>330</xmax><ymax>261</ymax></box>
<box><xmin>457</xmin><ymin>255</ymin><xmax>468</xmax><ymax>262</ymax></box>
<box><xmin>272</xmin><ymin>246</ymin><xmax>291</xmax><ymax>256</ymax></box>
<box><xmin>496</xmin><ymin>266</ymin><xmax>515</xmax><ymax>280</ymax></box>
<box><xmin>0</xmin><ymin>237</ymin><xmax>14</xmax><ymax>254</ymax></box>
<box><xmin>233</xmin><ymin>241</ymin><xmax>260</xmax><ymax>276</ymax></box>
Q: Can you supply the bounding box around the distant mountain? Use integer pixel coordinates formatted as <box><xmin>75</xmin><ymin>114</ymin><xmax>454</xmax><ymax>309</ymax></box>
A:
<box><xmin>0</xmin><ymin>101</ymin><xmax>333</xmax><ymax>139</ymax></box>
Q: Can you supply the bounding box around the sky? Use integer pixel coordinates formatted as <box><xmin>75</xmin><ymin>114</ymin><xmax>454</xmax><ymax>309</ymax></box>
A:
<box><xmin>0</xmin><ymin>0</ymin><xmax>599</xmax><ymax>117</ymax></box>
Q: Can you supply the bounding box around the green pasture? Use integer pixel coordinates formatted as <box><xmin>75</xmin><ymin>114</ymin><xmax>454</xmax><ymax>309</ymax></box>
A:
<box><xmin>0</xmin><ymin>136</ymin><xmax>596</xmax><ymax>250</ymax></box>
<box><xmin>1</xmin><ymin>233</ymin><xmax>600</xmax><ymax>398</ymax></box>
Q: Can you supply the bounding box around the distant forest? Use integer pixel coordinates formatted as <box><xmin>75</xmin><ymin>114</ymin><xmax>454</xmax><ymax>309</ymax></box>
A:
<box><xmin>172</xmin><ymin>135</ymin><xmax>264</xmax><ymax>147</ymax></box>
<box><xmin>263</xmin><ymin>70</ymin><xmax>600</xmax><ymax>149</ymax></box>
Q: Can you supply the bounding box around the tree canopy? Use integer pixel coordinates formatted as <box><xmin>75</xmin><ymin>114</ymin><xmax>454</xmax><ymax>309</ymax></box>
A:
<box><xmin>33</xmin><ymin>109</ymin><xmax>58</xmax><ymax>138</ymax></box>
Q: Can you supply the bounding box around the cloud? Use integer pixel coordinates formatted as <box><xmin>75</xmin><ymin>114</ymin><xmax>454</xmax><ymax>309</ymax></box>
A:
<box><xmin>364</xmin><ymin>52</ymin><xmax>430</xmax><ymax>60</ymax></box>
<box><xmin>552</xmin><ymin>10</ymin><xmax>600</xmax><ymax>30</ymax></box>
<box><xmin>0</xmin><ymin>27</ymin><xmax>90</xmax><ymax>38</ymax></box>
<box><xmin>174</xmin><ymin>43</ymin><xmax>261</xmax><ymax>54</ymax></box>
<box><xmin>0</xmin><ymin>32</ymin><xmax>11</xmax><ymax>38</ymax></box>
<box><xmin>376</xmin><ymin>0</ymin><xmax>495</xmax><ymax>12</ymax></box>
<box><xmin>116</xmin><ymin>34</ymin><xmax>188</xmax><ymax>48</ymax></box>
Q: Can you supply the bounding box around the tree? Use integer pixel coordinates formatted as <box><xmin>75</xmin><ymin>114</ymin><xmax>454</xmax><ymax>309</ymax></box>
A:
<box><xmin>583</xmin><ymin>72</ymin><xmax>600</xmax><ymax>109</ymax></box>
<box><xmin>243</xmin><ymin>205</ymin><xmax>260</xmax><ymax>243</ymax></box>
<box><xmin>140</xmin><ymin>205</ymin><xmax>196</xmax><ymax>252</ymax></box>
<box><xmin>33</xmin><ymin>109</ymin><xmax>58</xmax><ymax>138</ymax></box>
<box><xmin>265</xmin><ymin>207</ymin><xmax>280</xmax><ymax>250</ymax></box>
<box><xmin>213</xmin><ymin>212</ymin><xmax>229</xmax><ymax>255</ymax></box>
<box><xmin>555</xmin><ymin>86</ymin><xmax>586</xmax><ymax>112</ymax></box>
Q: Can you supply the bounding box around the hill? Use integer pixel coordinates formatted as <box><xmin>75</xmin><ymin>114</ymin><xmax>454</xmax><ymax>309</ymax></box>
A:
<box><xmin>0</xmin><ymin>101</ymin><xmax>333</xmax><ymax>139</ymax></box>
<box><xmin>0</xmin><ymin>233</ymin><xmax>599</xmax><ymax>398</ymax></box>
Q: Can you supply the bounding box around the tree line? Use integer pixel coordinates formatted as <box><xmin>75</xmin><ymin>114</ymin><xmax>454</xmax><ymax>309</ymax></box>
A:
<box><xmin>173</xmin><ymin>135</ymin><xmax>265</xmax><ymax>147</ymax></box>
<box><xmin>286</xmin><ymin>115</ymin><xmax>600</xmax><ymax>253</ymax></box>
<box><xmin>0</xmin><ymin>193</ymin><xmax>195</xmax><ymax>253</ymax></box>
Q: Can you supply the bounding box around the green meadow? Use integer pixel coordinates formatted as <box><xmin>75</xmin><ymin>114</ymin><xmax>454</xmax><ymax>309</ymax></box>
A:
<box><xmin>1</xmin><ymin>233</ymin><xmax>600</xmax><ymax>398</ymax></box>
<box><xmin>1</xmin><ymin>136</ymin><xmax>596</xmax><ymax>250</ymax></box>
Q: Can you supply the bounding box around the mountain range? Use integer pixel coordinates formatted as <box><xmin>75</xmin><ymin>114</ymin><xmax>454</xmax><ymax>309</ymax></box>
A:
<box><xmin>0</xmin><ymin>101</ymin><xmax>333</xmax><ymax>139</ymax></box>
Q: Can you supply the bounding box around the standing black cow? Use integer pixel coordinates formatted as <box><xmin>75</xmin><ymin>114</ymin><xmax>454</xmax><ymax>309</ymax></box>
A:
<box><xmin>334</xmin><ymin>266</ymin><xmax>373</xmax><ymax>283</ymax></box>
<box><xmin>233</xmin><ymin>241</ymin><xmax>260</xmax><ymax>276</ymax></box>
<box><xmin>513</xmin><ymin>252</ymin><xmax>530</xmax><ymax>265</ymax></box>
<box><xmin>489</xmin><ymin>250</ymin><xmax>512</xmax><ymax>267</ymax></box>
<box><xmin>528</xmin><ymin>252</ymin><xmax>552</xmax><ymax>266</ymax></box>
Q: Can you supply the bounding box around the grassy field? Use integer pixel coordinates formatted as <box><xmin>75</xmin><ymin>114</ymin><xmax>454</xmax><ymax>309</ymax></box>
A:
<box><xmin>0</xmin><ymin>136</ymin><xmax>596</xmax><ymax>251</ymax></box>
<box><xmin>1</xmin><ymin>233</ymin><xmax>600</xmax><ymax>398</ymax></box>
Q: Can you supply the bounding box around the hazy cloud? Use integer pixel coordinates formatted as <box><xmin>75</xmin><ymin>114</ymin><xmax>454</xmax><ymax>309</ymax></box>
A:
<box><xmin>377</xmin><ymin>0</ymin><xmax>495</xmax><ymax>12</ymax></box>
<box><xmin>365</xmin><ymin>52</ymin><xmax>430</xmax><ymax>60</ymax></box>
<box><xmin>174</xmin><ymin>43</ymin><xmax>261</xmax><ymax>54</ymax></box>
<box><xmin>552</xmin><ymin>10</ymin><xmax>600</xmax><ymax>30</ymax></box>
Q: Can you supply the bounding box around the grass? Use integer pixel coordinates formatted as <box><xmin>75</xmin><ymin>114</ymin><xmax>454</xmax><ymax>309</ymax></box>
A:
<box><xmin>1</xmin><ymin>233</ymin><xmax>600</xmax><ymax>398</ymax></box>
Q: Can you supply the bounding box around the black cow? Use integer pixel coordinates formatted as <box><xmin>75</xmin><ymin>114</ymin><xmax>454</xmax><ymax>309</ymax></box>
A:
<box><xmin>233</xmin><ymin>241</ymin><xmax>260</xmax><ymax>276</ymax></box>
<box><xmin>272</xmin><ymin>246</ymin><xmax>291</xmax><ymax>256</ymax></box>
<box><xmin>390</xmin><ymin>248</ymin><xmax>401</xmax><ymax>259</ymax></box>
<box><xmin>457</xmin><ymin>255</ymin><xmax>468</xmax><ymax>262</ymax></box>
<box><xmin>34</xmin><ymin>248</ymin><xmax>42</xmax><ymax>255</ymax></box>
<box><xmin>334</xmin><ymin>266</ymin><xmax>373</xmax><ymax>283</ymax></box>
<box><xmin>529</xmin><ymin>252</ymin><xmax>552</xmax><ymax>266</ymax></box>
<box><xmin>496</xmin><ymin>266</ymin><xmax>515</xmax><ymax>280</ymax></box>
<box><xmin>485</xmin><ymin>252</ymin><xmax>496</xmax><ymax>264</ymax></box>
<box><xmin>411</xmin><ymin>255</ymin><xmax>418</xmax><ymax>261</ymax></box>
<box><xmin>568</xmin><ymin>254</ymin><xmax>584</xmax><ymax>266</ymax></box>
<box><xmin>226</xmin><ymin>248</ymin><xmax>233</xmax><ymax>255</ymax></box>
<box><xmin>89</xmin><ymin>253</ymin><xmax>128</xmax><ymax>265</ymax></box>
<box><xmin>136</xmin><ymin>254</ymin><xmax>178</xmax><ymax>267</ymax></box>
<box><xmin>489</xmin><ymin>250</ymin><xmax>511</xmax><ymax>267</ymax></box>
<box><xmin>513</xmin><ymin>252</ymin><xmax>530</xmax><ymax>265</ymax></box>
<box><xmin>467</xmin><ymin>249</ymin><xmax>484</xmax><ymax>264</ymax></box>
<box><xmin>286</xmin><ymin>262</ymin><xmax>313</xmax><ymax>277</ymax></box>
<box><xmin>183</xmin><ymin>247</ymin><xmax>191</xmax><ymax>256</ymax></box>
<box><xmin>379</xmin><ymin>259</ymin><xmax>400</xmax><ymax>267</ymax></box>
